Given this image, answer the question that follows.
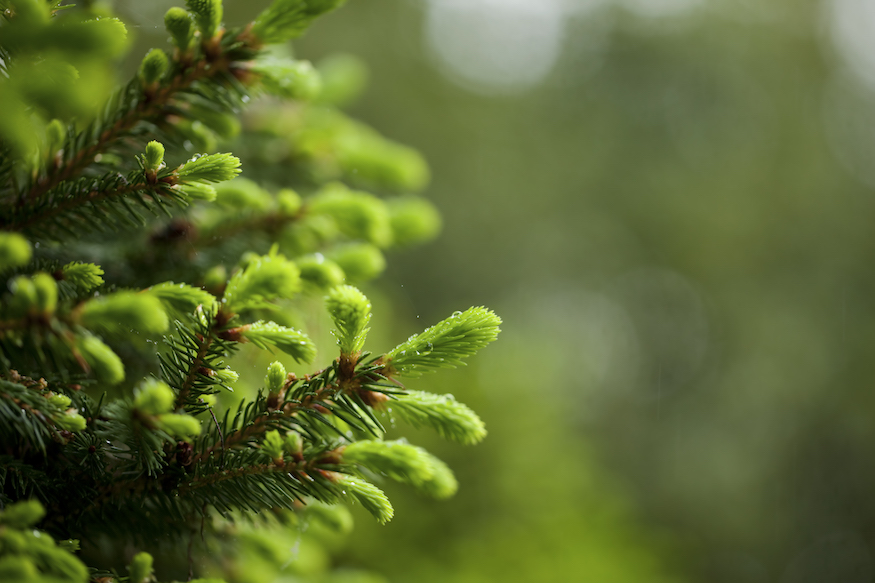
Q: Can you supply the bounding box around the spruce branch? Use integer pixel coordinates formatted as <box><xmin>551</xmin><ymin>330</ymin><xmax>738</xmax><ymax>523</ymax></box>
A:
<box><xmin>382</xmin><ymin>390</ymin><xmax>487</xmax><ymax>445</ymax></box>
<box><xmin>22</xmin><ymin>51</ymin><xmax>249</xmax><ymax>204</ymax></box>
<box><xmin>0</xmin><ymin>0</ymin><xmax>501</xmax><ymax>577</ymax></box>
<box><xmin>384</xmin><ymin>307</ymin><xmax>502</xmax><ymax>377</ymax></box>
<box><xmin>325</xmin><ymin>285</ymin><xmax>371</xmax><ymax>357</ymax></box>
<box><xmin>341</xmin><ymin>439</ymin><xmax>458</xmax><ymax>499</ymax></box>
<box><xmin>225</xmin><ymin>321</ymin><xmax>316</xmax><ymax>363</ymax></box>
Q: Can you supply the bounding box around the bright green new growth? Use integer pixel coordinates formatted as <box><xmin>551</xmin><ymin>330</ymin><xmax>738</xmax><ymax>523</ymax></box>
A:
<box><xmin>156</xmin><ymin>412</ymin><xmax>202</xmax><ymax>439</ymax></box>
<box><xmin>327</xmin><ymin>243</ymin><xmax>386</xmax><ymax>282</ymax></box>
<box><xmin>128</xmin><ymin>552</ymin><xmax>154</xmax><ymax>583</ymax></box>
<box><xmin>238</xmin><ymin>321</ymin><xmax>316</xmax><ymax>363</ymax></box>
<box><xmin>316</xmin><ymin>53</ymin><xmax>368</xmax><ymax>107</ymax></box>
<box><xmin>325</xmin><ymin>284</ymin><xmax>371</xmax><ymax>355</ymax></box>
<box><xmin>277</xmin><ymin>188</ymin><xmax>302</xmax><ymax>215</ymax></box>
<box><xmin>388</xmin><ymin>196</ymin><xmax>442</xmax><ymax>247</ymax></box>
<box><xmin>310</xmin><ymin>183</ymin><xmax>393</xmax><ymax>248</ymax></box>
<box><xmin>213</xmin><ymin>367</ymin><xmax>239</xmax><ymax>384</ymax></box>
<box><xmin>186</xmin><ymin>0</ymin><xmax>223</xmax><ymax>39</ymax></box>
<box><xmin>138</xmin><ymin>48</ymin><xmax>169</xmax><ymax>86</ymax></box>
<box><xmin>386</xmin><ymin>307</ymin><xmax>502</xmax><ymax>377</ymax></box>
<box><xmin>335</xmin><ymin>474</ymin><xmax>394</xmax><ymax>525</ymax></box>
<box><xmin>0</xmin><ymin>380</ymin><xmax>82</xmax><ymax>451</ymax></box>
<box><xmin>87</xmin><ymin>17</ymin><xmax>130</xmax><ymax>51</ymax></box>
<box><xmin>176</xmin><ymin>153</ymin><xmax>241</xmax><ymax>183</ymax></box>
<box><xmin>176</xmin><ymin>181</ymin><xmax>218</xmax><ymax>201</ymax></box>
<box><xmin>186</xmin><ymin>104</ymin><xmax>241</xmax><ymax>140</ymax></box>
<box><xmin>297</xmin><ymin>254</ymin><xmax>345</xmax><ymax>289</ymax></box>
<box><xmin>6</xmin><ymin>276</ymin><xmax>37</xmax><ymax>317</ymax></box>
<box><xmin>251</xmin><ymin>0</ymin><xmax>347</xmax><ymax>44</ymax></box>
<box><xmin>388</xmin><ymin>390</ymin><xmax>487</xmax><ymax>445</ymax></box>
<box><xmin>148</xmin><ymin>281</ymin><xmax>217</xmax><ymax>318</ymax></box>
<box><xmin>134</xmin><ymin>379</ymin><xmax>176</xmax><ymax>416</ymax></box>
<box><xmin>223</xmin><ymin>253</ymin><xmax>301</xmax><ymax>312</ymax></box>
<box><xmin>0</xmin><ymin>501</ymin><xmax>89</xmax><ymax>583</ymax></box>
<box><xmin>61</xmin><ymin>262</ymin><xmax>104</xmax><ymax>292</ymax></box>
<box><xmin>79</xmin><ymin>291</ymin><xmax>169</xmax><ymax>334</ymax></box>
<box><xmin>0</xmin><ymin>232</ymin><xmax>31</xmax><ymax>271</ymax></box>
<box><xmin>143</xmin><ymin>140</ymin><xmax>166</xmax><ymax>173</ymax></box>
<box><xmin>165</xmin><ymin>7</ymin><xmax>193</xmax><ymax>51</ymax></box>
<box><xmin>76</xmin><ymin>334</ymin><xmax>125</xmax><ymax>384</ymax></box>
<box><xmin>262</xmin><ymin>429</ymin><xmax>286</xmax><ymax>462</ymax></box>
<box><xmin>303</xmin><ymin>501</ymin><xmax>354</xmax><ymax>535</ymax></box>
<box><xmin>0</xmin><ymin>499</ymin><xmax>45</xmax><ymax>529</ymax></box>
<box><xmin>252</xmin><ymin>59</ymin><xmax>322</xmax><ymax>101</ymax></box>
<box><xmin>130</xmin><ymin>379</ymin><xmax>202</xmax><ymax>438</ymax></box>
<box><xmin>31</xmin><ymin>273</ymin><xmax>57</xmax><ymax>314</ymax></box>
<box><xmin>342</xmin><ymin>440</ymin><xmax>458</xmax><ymax>499</ymax></box>
<box><xmin>0</xmin><ymin>0</ymin><xmax>500</xmax><ymax>579</ymax></box>
<box><xmin>265</xmin><ymin>361</ymin><xmax>287</xmax><ymax>393</ymax></box>
<box><xmin>54</xmin><ymin>409</ymin><xmax>87</xmax><ymax>432</ymax></box>
<box><xmin>213</xmin><ymin>178</ymin><xmax>272</xmax><ymax>210</ymax></box>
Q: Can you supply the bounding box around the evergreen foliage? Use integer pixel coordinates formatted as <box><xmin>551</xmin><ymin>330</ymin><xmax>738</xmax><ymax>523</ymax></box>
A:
<box><xmin>0</xmin><ymin>1</ymin><xmax>499</xmax><ymax>581</ymax></box>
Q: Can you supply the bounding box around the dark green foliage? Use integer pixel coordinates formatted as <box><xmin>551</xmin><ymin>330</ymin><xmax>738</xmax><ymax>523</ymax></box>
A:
<box><xmin>0</xmin><ymin>1</ymin><xmax>499</xmax><ymax>581</ymax></box>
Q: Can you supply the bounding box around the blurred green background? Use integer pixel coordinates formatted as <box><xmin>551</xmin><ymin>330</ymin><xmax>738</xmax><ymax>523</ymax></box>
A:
<box><xmin>124</xmin><ymin>0</ymin><xmax>875</xmax><ymax>580</ymax></box>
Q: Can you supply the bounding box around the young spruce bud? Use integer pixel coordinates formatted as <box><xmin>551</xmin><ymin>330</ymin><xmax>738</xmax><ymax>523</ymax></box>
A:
<box><xmin>277</xmin><ymin>188</ymin><xmax>302</xmax><ymax>215</ymax></box>
<box><xmin>297</xmin><ymin>254</ymin><xmax>345</xmax><ymax>290</ymax></box>
<box><xmin>262</xmin><ymin>430</ymin><xmax>285</xmax><ymax>463</ymax></box>
<box><xmin>385</xmin><ymin>306</ymin><xmax>502</xmax><ymax>377</ymax></box>
<box><xmin>176</xmin><ymin>153</ymin><xmax>241</xmax><ymax>183</ymax></box>
<box><xmin>143</xmin><ymin>141</ymin><xmax>165</xmax><ymax>174</ymax></box>
<box><xmin>156</xmin><ymin>413</ymin><xmax>201</xmax><ymax>439</ymax></box>
<box><xmin>134</xmin><ymin>379</ymin><xmax>175</xmax><ymax>416</ymax></box>
<box><xmin>79</xmin><ymin>291</ymin><xmax>169</xmax><ymax>334</ymax></box>
<box><xmin>0</xmin><ymin>500</ymin><xmax>46</xmax><ymax>529</ymax></box>
<box><xmin>283</xmin><ymin>431</ymin><xmax>303</xmax><ymax>456</ymax></box>
<box><xmin>236</xmin><ymin>321</ymin><xmax>316</xmax><ymax>363</ymax></box>
<box><xmin>334</xmin><ymin>474</ymin><xmax>393</xmax><ymax>524</ymax></box>
<box><xmin>61</xmin><ymin>262</ymin><xmax>104</xmax><ymax>292</ymax></box>
<box><xmin>251</xmin><ymin>59</ymin><xmax>322</xmax><ymax>101</ymax></box>
<box><xmin>387</xmin><ymin>196</ymin><xmax>442</xmax><ymax>247</ymax></box>
<box><xmin>342</xmin><ymin>440</ymin><xmax>458</xmax><ymax>499</ymax></box>
<box><xmin>55</xmin><ymin>410</ymin><xmax>87</xmax><ymax>432</ymax></box>
<box><xmin>327</xmin><ymin>243</ymin><xmax>386</xmax><ymax>283</ymax></box>
<box><xmin>185</xmin><ymin>0</ymin><xmax>223</xmax><ymax>40</ymax></box>
<box><xmin>0</xmin><ymin>232</ymin><xmax>31</xmax><ymax>272</ymax></box>
<box><xmin>213</xmin><ymin>367</ymin><xmax>239</xmax><ymax>385</ymax></box>
<box><xmin>128</xmin><ymin>552</ymin><xmax>154</xmax><ymax>583</ymax></box>
<box><xmin>176</xmin><ymin>181</ymin><xmax>217</xmax><ymax>202</ymax></box>
<box><xmin>265</xmin><ymin>361</ymin><xmax>287</xmax><ymax>393</ymax></box>
<box><xmin>164</xmin><ymin>7</ymin><xmax>193</xmax><ymax>51</ymax></box>
<box><xmin>8</xmin><ymin>276</ymin><xmax>37</xmax><ymax>317</ymax></box>
<box><xmin>316</xmin><ymin>53</ymin><xmax>368</xmax><ymax>107</ymax></box>
<box><xmin>138</xmin><ymin>49</ymin><xmax>169</xmax><ymax>87</ymax></box>
<box><xmin>325</xmin><ymin>285</ymin><xmax>371</xmax><ymax>355</ymax></box>
<box><xmin>78</xmin><ymin>335</ymin><xmax>125</xmax><ymax>384</ymax></box>
<box><xmin>223</xmin><ymin>253</ymin><xmax>301</xmax><ymax>313</ymax></box>
<box><xmin>32</xmin><ymin>272</ymin><xmax>58</xmax><ymax>314</ymax></box>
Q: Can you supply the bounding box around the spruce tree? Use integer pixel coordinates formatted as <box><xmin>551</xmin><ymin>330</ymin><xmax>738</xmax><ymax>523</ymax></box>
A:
<box><xmin>0</xmin><ymin>1</ymin><xmax>500</xmax><ymax>581</ymax></box>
